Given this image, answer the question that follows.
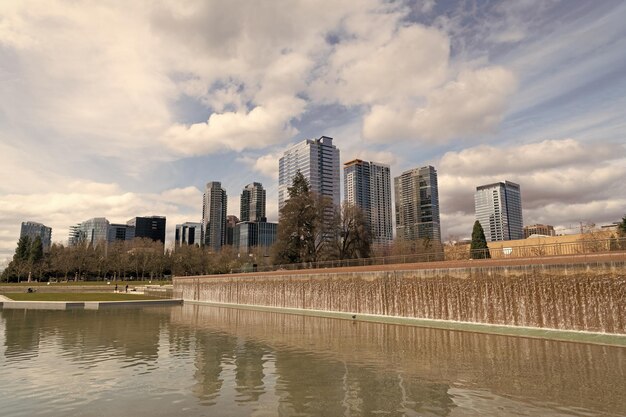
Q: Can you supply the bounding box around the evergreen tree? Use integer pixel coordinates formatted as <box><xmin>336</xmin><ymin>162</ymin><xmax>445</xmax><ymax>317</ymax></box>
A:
<box><xmin>470</xmin><ymin>220</ymin><xmax>490</xmax><ymax>259</ymax></box>
<box><xmin>29</xmin><ymin>236</ymin><xmax>44</xmax><ymax>264</ymax></box>
<box><xmin>273</xmin><ymin>171</ymin><xmax>319</xmax><ymax>264</ymax></box>
<box><xmin>618</xmin><ymin>215</ymin><xmax>626</xmax><ymax>237</ymax></box>
<box><xmin>15</xmin><ymin>236</ymin><xmax>31</xmax><ymax>262</ymax></box>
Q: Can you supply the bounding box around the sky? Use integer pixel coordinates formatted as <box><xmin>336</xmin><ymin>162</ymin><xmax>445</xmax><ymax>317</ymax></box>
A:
<box><xmin>1</xmin><ymin>0</ymin><xmax>625</xmax><ymax>266</ymax></box>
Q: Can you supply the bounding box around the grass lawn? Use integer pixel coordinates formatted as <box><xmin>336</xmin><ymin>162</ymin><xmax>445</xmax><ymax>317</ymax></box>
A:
<box><xmin>0</xmin><ymin>280</ymin><xmax>171</xmax><ymax>287</ymax></box>
<box><xmin>1</xmin><ymin>293</ymin><xmax>161</xmax><ymax>302</ymax></box>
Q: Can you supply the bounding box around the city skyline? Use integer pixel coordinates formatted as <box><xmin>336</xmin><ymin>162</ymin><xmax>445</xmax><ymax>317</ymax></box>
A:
<box><xmin>1</xmin><ymin>1</ymin><xmax>626</xmax><ymax>266</ymax></box>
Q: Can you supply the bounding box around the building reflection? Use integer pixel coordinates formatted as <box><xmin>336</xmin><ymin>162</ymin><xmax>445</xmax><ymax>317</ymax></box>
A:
<box><xmin>170</xmin><ymin>304</ymin><xmax>626</xmax><ymax>416</ymax></box>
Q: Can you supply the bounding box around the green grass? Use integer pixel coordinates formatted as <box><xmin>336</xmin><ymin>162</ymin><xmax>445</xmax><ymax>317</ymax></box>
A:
<box><xmin>0</xmin><ymin>280</ymin><xmax>171</xmax><ymax>287</ymax></box>
<box><xmin>1</xmin><ymin>293</ymin><xmax>160</xmax><ymax>302</ymax></box>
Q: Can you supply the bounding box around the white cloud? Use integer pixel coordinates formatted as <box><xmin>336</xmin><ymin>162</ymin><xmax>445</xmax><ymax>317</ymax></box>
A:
<box><xmin>162</xmin><ymin>97</ymin><xmax>304</xmax><ymax>156</ymax></box>
<box><xmin>363</xmin><ymin>67</ymin><xmax>517</xmax><ymax>142</ymax></box>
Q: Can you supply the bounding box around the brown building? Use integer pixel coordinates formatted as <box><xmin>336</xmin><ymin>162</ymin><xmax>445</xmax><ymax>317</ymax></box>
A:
<box><xmin>523</xmin><ymin>224</ymin><xmax>555</xmax><ymax>238</ymax></box>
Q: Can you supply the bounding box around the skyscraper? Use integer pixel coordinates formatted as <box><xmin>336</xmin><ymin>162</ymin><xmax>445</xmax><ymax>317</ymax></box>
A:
<box><xmin>20</xmin><ymin>221</ymin><xmax>52</xmax><ymax>251</ymax></box>
<box><xmin>202</xmin><ymin>181</ymin><xmax>227</xmax><ymax>252</ymax></box>
<box><xmin>394</xmin><ymin>166</ymin><xmax>441</xmax><ymax>244</ymax></box>
<box><xmin>278</xmin><ymin>136</ymin><xmax>340</xmax><ymax>210</ymax></box>
<box><xmin>175</xmin><ymin>222</ymin><xmax>202</xmax><ymax>247</ymax></box>
<box><xmin>240</xmin><ymin>182</ymin><xmax>266</xmax><ymax>222</ymax></box>
<box><xmin>474</xmin><ymin>181</ymin><xmax>523</xmax><ymax>241</ymax></box>
<box><xmin>344</xmin><ymin>159</ymin><xmax>393</xmax><ymax>246</ymax></box>
<box><xmin>127</xmin><ymin>216</ymin><xmax>166</xmax><ymax>244</ymax></box>
<box><xmin>225</xmin><ymin>215</ymin><xmax>239</xmax><ymax>246</ymax></box>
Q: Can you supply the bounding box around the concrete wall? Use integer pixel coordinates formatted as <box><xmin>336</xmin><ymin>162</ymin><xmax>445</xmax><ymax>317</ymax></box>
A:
<box><xmin>174</xmin><ymin>261</ymin><xmax>626</xmax><ymax>334</ymax></box>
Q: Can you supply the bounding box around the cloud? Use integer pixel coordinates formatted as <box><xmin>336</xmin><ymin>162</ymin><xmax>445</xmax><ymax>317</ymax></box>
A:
<box><xmin>162</xmin><ymin>97</ymin><xmax>304</xmax><ymax>156</ymax></box>
<box><xmin>312</xmin><ymin>24</ymin><xmax>450</xmax><ymax>106</ymax></box>
<box><xmin>437</xmin><ymin>138</ymin><xmax>626</xmax><ymax>239</ymax></box>
<box><xmin>363</xmin><ymin>67</ymin><xmax>517</xmax><ymax>142</ymax></box>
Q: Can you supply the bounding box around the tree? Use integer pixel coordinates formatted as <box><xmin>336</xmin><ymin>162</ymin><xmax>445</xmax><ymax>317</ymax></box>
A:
<box><xmin>273</xmin><ymin>171</ymin><xmax>319</xmax><ymax>265</ymax></box>
<box><xmin>470</xmin><ymin>221</ymin><xmax>490</xmax><ymax>259</ymax></box>
<box><xmin>327</xmin><ymin>202</ymin><xmax>371</xmax><ymax>260</ymax></box>
<box><xmin>28</xmin><ymin>236</ymin><xmax>44</xmax><ymax>281</ymax></box>
<box><xmin>16</xmin><ymin>236</ymin><xmax>32</xmax><ymax>262</ymax></box>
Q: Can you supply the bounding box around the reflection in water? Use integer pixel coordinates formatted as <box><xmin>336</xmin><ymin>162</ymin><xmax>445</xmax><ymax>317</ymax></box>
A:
<box><xmin>0</xmin><ymin>305</ymin><xmax>625</xmax><ymax>416</ymax></box>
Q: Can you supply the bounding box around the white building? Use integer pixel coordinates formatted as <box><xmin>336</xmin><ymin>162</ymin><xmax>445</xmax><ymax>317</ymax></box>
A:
<box><xmin>474</xmin><ymin>181</ymin><xmax>524</xmax><ymax>242</ymax></box>
<box><xmin>278</xmin><ymin>136</ymin><xmax>340</xmax><ymax>210</ymax></box>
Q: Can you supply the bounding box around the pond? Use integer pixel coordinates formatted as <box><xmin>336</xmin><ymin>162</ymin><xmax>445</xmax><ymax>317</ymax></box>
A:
<box><xmin>1</xmin><ymin>304</ymin><xmax>624</xmax><ymax>416</ymax></box>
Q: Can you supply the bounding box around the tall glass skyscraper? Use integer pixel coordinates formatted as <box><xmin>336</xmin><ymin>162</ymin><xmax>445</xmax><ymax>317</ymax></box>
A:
<box><xmin>278</xmin><ymin>136</ymin><xmax>340</xmax><ymax>210</ymax></box>
<box><xmin>240</xmin><ymin>182</ymin><xmax>266</xmax><ymax>222</ymax></box>
<box><xmin>474</xmin><ymin>181</ymin><xmax>524</xmax><ymax>241</ymax></box>
<box><xmin>20</xmin><ymin>221</ymin><xmax>52</xmax><ymax>251</ymax></box>
<box><xmin>394</xmin><ymin>166</ymin><xmax>441</xmax><ymax>244</ymax></box>
<box><xmin>202</xmin><ymin>181</ymin><xmax>227</xmax><ymax>252</ymax></box>
<box><xmin>344</xmin><ymin>159</ymin><xmax>393</xmax><ymax>246</ymax></box>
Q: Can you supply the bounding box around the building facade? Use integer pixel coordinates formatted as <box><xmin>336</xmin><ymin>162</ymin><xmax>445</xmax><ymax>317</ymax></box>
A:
<box><xmin>20</xmin><ymin>221</ymin><xmax>52</xmax><ymax>251</ymax></box>
<box><xmin>127</xmin><ymin>216</ymin><xmax>166</xmax><ymax>244</ymax></box>
<box><xmin>175</xmin><ymin>222</ymin><xmax>202</xmax><ymax>247</ymax></box>
<box><xmin>68</xmin><ymin>217</ymin><xmax>110</xmax><ymax>247</ymax></box>
<box><xmin>202</xmin><ymin>181</ymin><xmax>227</xmax><ymax>252</ymax></box>
<box><xmin>233</xmin><ymin>221</ymin><xmax>277</xmax><ymax>255</ymax></box>
<box><xmin>240</xmin><ymin>182</ymin><xmax>267</xmax><ymax>222</ymax></box>
<box><xmin>394</xmin><ymin>166</ymin><xmax>441</xmax><ymax>244</ymax></box>
<box><xmin>474</xmin><ymin>181</ymin><xmax>524</xmax><ymax>242</ymax></box>
<box><xmin>278</xmin><ymin>136</ymin><xmax>340</xmax><ymax>210</ymax></box>
<box><xmin>108</xmin><ymin>223</ymin><xmax>135</xmax><ymax>243</ymax></box>
<box><xmin>344</xmin><ymin>159</ymin><xmax>393</xmax><ymax>247</ymax></box>
<box><xmin>524</xmin><ymin>224</ymin><xmax>555</xmax><ymax>238</ymax></box>
<box><xmin>225</xmin><ymin>215</ymin><xmax>239</xmax><ymax>246</ymax></box>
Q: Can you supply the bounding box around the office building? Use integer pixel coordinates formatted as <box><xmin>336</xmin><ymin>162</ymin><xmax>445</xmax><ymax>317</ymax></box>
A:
<box><xmin>175</xmin><ymin>222</ymin><xmax>202</xmax><ymax>247</ymax></box>
<box><xmin>202</xmin><ymin>181</ymin><xmax>227</xmax><ymax>252</ymax></box>
<box><xmin>344</xmin><ymin>160</ymin><xmax>393</xmax><ymax>246</ymax></box>
<box><xmin>20</xmin><ymin>221</ymin><xmax>52</xmax><ymax>251</ymax></box>
<box><xmin>127</xmin><ymin>216</ymin><xmax>166</xmax><ymax>244</ymax></box>
<box><xmin>233</xmin><ymin>221</ymin><xmax>277</xmax><ymax>255</ymax></box>
<box><xmin>524</xmin><ymin>224</ymin><xmax>555</xmax><ymax>238</ymax></box>
<box><xmin>278</xmin><ymin>136</ymin><xmax>340</xmax><ymax>210</ymax></box>
<box><xmin>226</xmin><ymin>215</ymin><xmax>239</xmax><ymax>246</ymax></box>
<box><xmin>474</xmin><ymin>181</ymin><xmax>524</xmax><ymax>242</ymax></box>
<box><xmin>240</xmin><ymin>182</ymin><xmax>267</xmax><ymax>222</ymax></box>
<box><xmin>108</xmin><ymin>223</ymin><xmax>135</xmax><ymax>242</ymax></box>
<box><xmin>68</xmin><ymin>217</ymin><xmax>110</xmax><ymax>247</ymax></box>
<box><xmin>394</xmin><ymin>166</ymin><xmax>441</xmax><ymax>244</ymax></box>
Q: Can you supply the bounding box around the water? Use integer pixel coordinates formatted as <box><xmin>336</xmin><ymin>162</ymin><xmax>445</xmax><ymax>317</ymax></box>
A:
<box><xmin>1</xmin><ymin>305</ymin><xmax>625</xmax><ymax>416</ymax></box>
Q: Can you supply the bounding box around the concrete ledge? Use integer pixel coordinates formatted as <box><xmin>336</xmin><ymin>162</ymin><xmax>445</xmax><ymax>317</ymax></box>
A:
<box><xmin>84</xmin><ymin>299</ymin><xmax>183</xmax><ymax>310</ymax></box>
<box><xmin>185</xmin><ymin>300</ymin><xmax>626</xmax><ymax>348</ymax></box>
<box><xmin>0</xmin><ymin>299</ymin><xmax>182</xmax><ymax>310</ymax></box>
<box><xmin>0</xmin><ymin>301</ymin><xmax>85</xmax><ymax>310</ymax></box>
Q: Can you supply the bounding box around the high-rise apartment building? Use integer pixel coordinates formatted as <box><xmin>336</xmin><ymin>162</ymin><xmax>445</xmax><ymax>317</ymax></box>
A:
<box><xmin>175</xmin><ymin>222</ymin><xmax>202</xmax><ymax>247</ymax></box>
<box><xmin>202</xmin><ymin>181</ymin><xmax>227</xmax><ymax>252</ymax></box>
<box><xmin>278</xmin><ymin>136</ymin><xmax>340</xmax><ymax>210</ymax></box>
<box><xmin>394</xmin><ymin>166</ymin><xmax>441</xmax><ymax>244</ymax></box>
<box><xmin>20</xmin><ymin>221</ymin><xmax>52</xmax><ymax>251</ymax></box>
<box><xmin>474</xmin><ymin>181</ymin><xmax>524</xmax><ymax>242</ymax></box>
<box><xmin>240</xmin><ymin>183</ymin><xmax>266</xmax><ymax>222</ymax></box>
<box><xmin>127</xmin><ymin>216</ymin><xmax>166</xmax><ymax>244</ymax></box>
<box><xmin>344</xmin><ymin>159</ymin><xmax>393</xmax><ymax>246</ymax></box>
